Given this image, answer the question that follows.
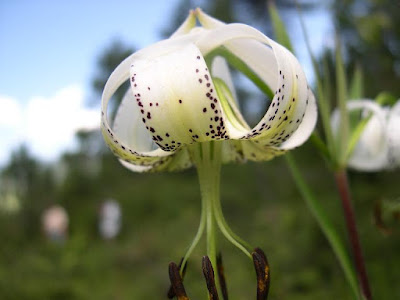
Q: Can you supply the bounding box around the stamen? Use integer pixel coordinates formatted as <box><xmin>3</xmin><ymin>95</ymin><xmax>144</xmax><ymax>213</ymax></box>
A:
<box><xmin>202</xmin><ymin>256</ymin><xmax>220</xmax><ymax>300</ymax></box>
<box><xmin>252</xmin><ymin>248</ymin><xmax>270</xmax><ymax>300</ymax></box>
<box><xmin>168</xmin><ymin>262</ymin><xmax>189</xmax><ymax>300</ymax></box>
<box><xmin>167</xmin><ymin>258</ymin><xmax>188</xmax><ymax>298</ymax></box>
<box><xmin>216</xmin><ymin>253</ymin><xmax>229</xmax><ymax>300</ymax></box>
<box><xmin>254</xmin><ymin>248</ymin><xmax>270</xmax><ymax>288</ymax></box>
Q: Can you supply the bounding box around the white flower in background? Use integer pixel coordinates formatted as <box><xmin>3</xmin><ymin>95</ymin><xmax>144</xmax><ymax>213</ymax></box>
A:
<box><xmin>332</xmin><ymin>99</ymin><xmax>400</xmax><ymax>171</ymax></box>
<box><xmin>100</xmin><ymin>8</ymin><xmax>317</xmax><ymax>173</ymax></box>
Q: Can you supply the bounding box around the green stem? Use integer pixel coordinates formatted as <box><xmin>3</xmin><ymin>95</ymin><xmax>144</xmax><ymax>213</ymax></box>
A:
<box><xmin>191</xmin><ymin>142</ymin><xmax>222</xmax><ymax>278</ymax></box>
<box><xmin>285</xmin><ymin>153</ymin><xmax>360</xmax><ymax>299</ymax></box>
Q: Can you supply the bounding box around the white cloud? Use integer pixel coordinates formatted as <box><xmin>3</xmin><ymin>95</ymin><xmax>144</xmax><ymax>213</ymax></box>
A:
<box><xmin>0</xmin><ymin>85</ymin><xmax>99</xmax><ymax>166</ymax></box>
<box><xmin>0</xmin><ymin>95</ymin><xmax>23</xmax><ymax>127</ymax></box>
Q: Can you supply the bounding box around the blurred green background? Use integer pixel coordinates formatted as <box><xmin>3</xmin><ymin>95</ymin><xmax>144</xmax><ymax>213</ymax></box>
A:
<box><xmin>1</xmin><ymin>0</ymin><xmax>399</xmax><ymax>299</ymax></box>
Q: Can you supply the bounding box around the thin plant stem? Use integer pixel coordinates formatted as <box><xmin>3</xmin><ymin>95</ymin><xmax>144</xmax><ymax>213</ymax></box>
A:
<box><xmin>181</xmin><ymin>195</ymin><xmax>206</xmax><ymax>273</ymax></box>
<box><xmin>285</xmin><ymin>153</ymin><xmax>359</xmax><ymax>299</ymax></box>
<box><xmin>334</xmin><ymin>169</ymin><xmax>372</xmax><ymax>300</ymax></box>
<box><xmin>213</xmin><ymin>195</ymin><xmax>253</xmax><ymax>258</ymax></box>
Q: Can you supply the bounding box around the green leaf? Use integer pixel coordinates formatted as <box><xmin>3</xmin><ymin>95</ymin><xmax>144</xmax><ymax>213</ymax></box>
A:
<box><xmin>268</xmin><ymin>1</ymin><xmax>294</xmax><ymax>52</ymax></box>
<box><xmin>309</xmin><ymin>132</ymin><xmax>330</xmax><ymax>160</ymax></box>
<box><xmin>349</xmin><ymin>64</ymin><xmax>364</xmax><ymax>100</ymax></box>
<box><xmin>322</xmin><ymin>55</ymin><xmax>333</xmax><ymax>109</ymax></box>
<box><xmin>297</xmin><ymin>6</ymin><xmax>336</xmax><ymax>164</ymax></box>
<box><xmin>285</xmin><ymin>153</ymin><xmax>360</xmax><ymax>299</ymax></box>
<box><xmin>335</xmin><ymin>35</ymin><xmax>349</xmax><ymax>167</ymax></box>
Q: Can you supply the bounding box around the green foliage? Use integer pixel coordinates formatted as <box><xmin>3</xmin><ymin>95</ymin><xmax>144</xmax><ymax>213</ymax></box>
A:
<box><xmin>0</xmin><ymin>140</ymin><xmax>400</xmax><ymax>299</ymax></box>
<box><xmin>333</xmin><ymin>0</ymin><xmax>400</xmax><ymax>96</ymax></box>
<box><xmin>268</xmin><ymin>1</ymin><xmax>294</xmax><ymax>52</ymax></box>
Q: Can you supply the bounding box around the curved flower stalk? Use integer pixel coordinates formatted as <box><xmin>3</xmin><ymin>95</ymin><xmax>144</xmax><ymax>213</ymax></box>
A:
<box><xmin>101</xmin><ymin>8</ymin><xmax>316</xmax><ymax>298</ymax></box>
<box><xmin>331</xmin><ymin>99</ymin><xmax>400</xmax><ymax>171</ymax></box>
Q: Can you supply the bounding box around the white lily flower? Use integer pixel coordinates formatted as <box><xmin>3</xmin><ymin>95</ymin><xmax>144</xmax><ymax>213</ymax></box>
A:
<box><xmin>332</xmin><ymin>99</ymin><xmax>400</xmax><ymax>171</ymax></box>
<box><xmin>100</xmin><ymin>9</ymin><xmax>317</xmax><ymax>296</ymax></box>
<box><xmin>100</xmin><ymin>8</ymin><xmax>317</xmax><ymax>173</ymax></box>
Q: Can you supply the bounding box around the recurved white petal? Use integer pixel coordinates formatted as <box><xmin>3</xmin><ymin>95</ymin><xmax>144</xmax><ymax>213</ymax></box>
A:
<box><xmin>170</xmin><ymin>10</ymin><xmax>197</xmax><ymax>38</ymax></box>
<box><xmin>196</xmin><ymin>8</ymin><xmax>225</xmax><ymax>29</ymax></box>
<box><xmin>195</xmin><ymin>23</ymin><xmax>313</xmax><ymax>157</ymax></box>
<box><xmin>114</xmin><ymin>89</ymin><xmax>156</xmax><ymax>152</ymax></box>
<box><xmin>101</xmin><ymin>49</ymin><xmax>175</xmax><ymax>168</ymax></box>
<box><xmin>120</xmin><ymin>147</ymin><xmax>193</xmax><ymax>173</ymax></box>
<box><xmin>112</xmin><ymin>89</ymin><xmax>169</xmax><ymax>171</ymax></box>
<box><xmin>279</xmin><ymin>88</ymin><xmax>317</xmax><ymax>150</ymax></box>
<box><xmin>130</xmin><ymin>43</ymin><xmax>229</xmax><ymax>151</ymax></box>
<box><xmin>240</xmin><ymin>140</ymin><xmax>286</xmax><ymax>161</ymax></box>
<box><xmin>211</xmin><ymin>56</ymin><xmax>238</xmax><ymax>104</ymax></box>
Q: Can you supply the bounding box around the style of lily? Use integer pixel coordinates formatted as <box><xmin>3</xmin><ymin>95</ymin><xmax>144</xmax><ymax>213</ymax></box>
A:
<box><xmin>101</xmin><ymin>8</ymin><xmax>317</xmax><ymax>299</ymax></box>
<box><xmin>332</xmin><ymin>99</ymin><xmax>400</xmax><ymax>171</ymax></box>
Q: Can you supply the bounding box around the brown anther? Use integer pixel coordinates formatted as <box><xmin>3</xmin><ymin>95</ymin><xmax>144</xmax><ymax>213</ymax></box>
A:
<box><xmin>168</xmin><ymin>262</ymin><xmax>189</xmax><ymax>300</ymax></box>
<box><xmin>254</xmin><ymin>248</ymin><xmax>270</xmax><ymax>288</ymax></box>
<box><xmin>202</xmin><ymin>256</ymin><xmax>220</xmax><ymax>300</ymax></box>
<box><xmin>217</xmin><ymin>253</ymin><xmax>228</xmax><ymax>300</ymax></box>
<box><xmin>252</xmin><ymin>248</ymin><xmax>270</xmax><ymax>300</ymax></box>
<box><xmin>168</xmin><ymin>258</ymin><xmax>188</xmax><ymax>298</ymax></box>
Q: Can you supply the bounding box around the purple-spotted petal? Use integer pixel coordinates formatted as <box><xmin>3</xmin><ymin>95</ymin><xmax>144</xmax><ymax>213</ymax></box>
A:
<box><xmin>101</xmin><ymin>51</ymin><xmax>175</xmax><ymax>168</ymax></box>
<box><xmin>194</xmin><ymin>22</ymin><xmax>313</xmax><ymax>155</ymax></box>
<box><xmin>120</xmin><ymin>147</ymin><xmax>193</xmax><ymax>173</ymax></box>
<box><xmin>279</xmin><ymin>88</ymin><xmax>317</xmax><ymax>150</ymax></box>
<box><xmin>102</xmin><ymin>9</ymin><xmax>317</xmax><ymax>169</ymax></box>
<box><xmin>241</xmin><ymin>140</ymin><xmax>286</xmax><ymax>161</ymax></box>
<box><xmin>130</xmin><ymin>44</ymin><xmax>228</xmax><ymax>151</ymax></box>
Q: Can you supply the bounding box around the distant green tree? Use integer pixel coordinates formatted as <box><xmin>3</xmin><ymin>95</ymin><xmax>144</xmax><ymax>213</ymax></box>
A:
<box><xmin>333</xmin><ymin>0</ymin><xmax>400</xmax><ymax>96</ymax></box>
<box><xmin>162</xmin><ymin>0</ymin><xmax>318</xmax><ymax>38</ymax></box>
<box><xmin>1</xmin><ymin>145</ymin><xmax>56</xmax><ymax>239</ymax></box>
<box><xmin>90</xmin><ymin>39</ymin><xmax>135</xmax><ymax>117</ymax></box>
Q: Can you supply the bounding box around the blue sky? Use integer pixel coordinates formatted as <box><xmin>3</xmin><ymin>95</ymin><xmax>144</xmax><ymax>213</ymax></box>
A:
<box><xmin>0</xmin><ymin>0</ymin><xmax>181</xmax><ymax>101</ymax></box>
<box><xmin>0</xmin><ymin>0</ymin><xmax>333</xmax><ymax>167</ymax></box>
<box><xmin>0</xmin><ymin>0</ymin><xmax>181</xmax><ymax>165</ymax></box>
